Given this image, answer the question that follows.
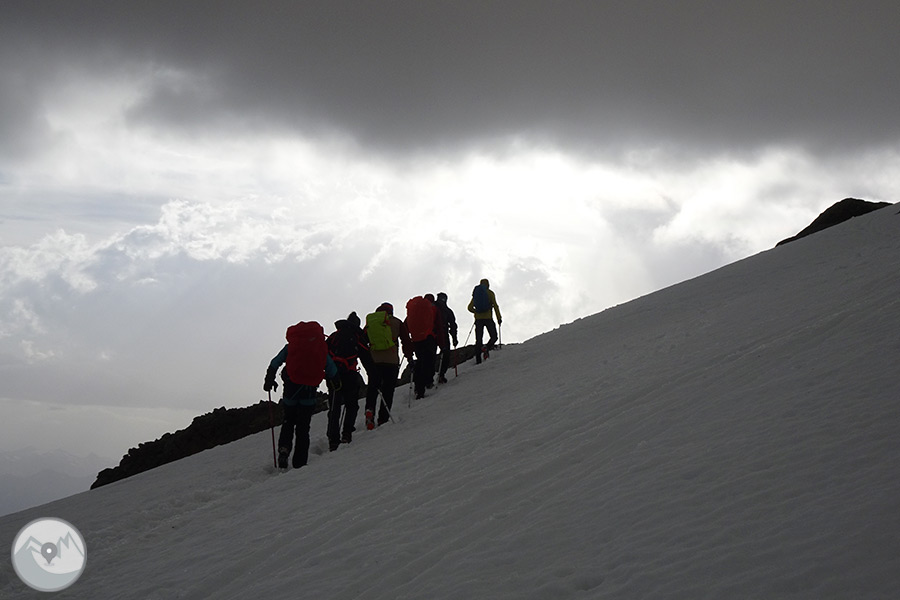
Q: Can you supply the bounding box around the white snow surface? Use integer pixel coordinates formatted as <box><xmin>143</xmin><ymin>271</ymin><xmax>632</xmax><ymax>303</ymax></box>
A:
<box><xmin>2</xmin><ymin>206</ymin><xmax>899</xmax><ymax>599</ymax></box>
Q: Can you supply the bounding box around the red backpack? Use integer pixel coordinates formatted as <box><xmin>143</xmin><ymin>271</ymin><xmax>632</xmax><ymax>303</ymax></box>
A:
<box><xmin>284</xmin><ymin>321</ymin><xmax>327</xmax><ymax>386</ymax></box>
<box><xmin>406</xmin><ymin>296</ymin><xmax>436</xmax><ymax>342</ymax></box>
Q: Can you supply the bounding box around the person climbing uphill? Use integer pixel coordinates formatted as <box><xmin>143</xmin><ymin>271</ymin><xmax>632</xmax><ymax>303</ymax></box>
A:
<box><xmin>325</xmin><ymin>312</ymin><xmax>369</xmax><ymax>451</ymax></box>
<box><xmin>264</xmin><ymin>320</ymin><xmax>338</xmax><ymax>469</ymax></box>
<box><xmin>467</xmin><ymin>278</ymin><xmax>502</xmax><ymax>364</ymax></box>
<box><xmin>406</xmin><ymin>294</ymin><xmax>440</xmax><ymax>399</ymax></box>
<box><xmin>363</xmin><ymin>302</ymin><xmax>412</xmax><ymax>428</ymax></box>
<box><xmin>434</xmin><ymin>292</ymin><xmax>458</xmax><ymax>383</ymax></box>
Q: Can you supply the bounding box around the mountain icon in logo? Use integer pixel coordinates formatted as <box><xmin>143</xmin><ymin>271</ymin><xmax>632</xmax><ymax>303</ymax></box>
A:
<box><xmin>11</xmin><ymin>518</ymin><xmax>86</xmax><ymax>592</ymax></box>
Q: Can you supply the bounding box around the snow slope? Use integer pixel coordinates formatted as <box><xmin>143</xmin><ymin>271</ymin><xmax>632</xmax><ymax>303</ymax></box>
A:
<box><xmin>2</xmin><ymin>205</ymin><xmax>899</xmax><ymax>599</ymax></box>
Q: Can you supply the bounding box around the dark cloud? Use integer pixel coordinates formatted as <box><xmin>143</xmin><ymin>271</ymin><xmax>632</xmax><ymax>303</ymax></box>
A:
<box><xmin>3</xmin><ymin>1</ymin><xmax>899</xmax><ymax>158</ymax></box>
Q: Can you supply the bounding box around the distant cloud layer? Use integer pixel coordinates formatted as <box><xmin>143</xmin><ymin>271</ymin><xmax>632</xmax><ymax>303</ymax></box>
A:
<box><xmin>2</xmin><ymin>146</ymin><xmax>892</xmax><ymax>413</ymax></box>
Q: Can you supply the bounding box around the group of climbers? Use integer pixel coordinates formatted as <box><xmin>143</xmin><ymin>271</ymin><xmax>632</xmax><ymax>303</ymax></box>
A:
<box><xmin>263</xmin><ymin>279</ymin><xmax>502</xmax><ymax>469</ymax></box>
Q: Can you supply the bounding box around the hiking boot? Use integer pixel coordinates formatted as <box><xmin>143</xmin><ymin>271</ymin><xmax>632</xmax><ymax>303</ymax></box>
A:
<box><xmin>438</xmin><ymin>375</ymin><xmax>448</xmax><ymax>384</ymax></box>
<box><xmin>341</xmin><ymin>431</ymin><xmax>352</xmax><ymax>444</ymax></box>
<box><xmin>365</xmin><ymin>410</ymin><xmax>375</xmax><ymax>431</ymax></box>
<box><xmin>277</xmin><ymin>447</ymin><xmax>290</xmax><ymax>469</ymax></box>
<box><xmin>329</xmin><ymin>441</ymin><xmax>340</xmax><ymax>452</ymax></box>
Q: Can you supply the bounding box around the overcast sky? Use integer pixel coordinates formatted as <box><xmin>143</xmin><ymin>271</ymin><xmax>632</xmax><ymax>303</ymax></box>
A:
<box><xmin>2</xmin><ymin>1</ymin><xmax>898</xmax><ymax>461</ymax></box>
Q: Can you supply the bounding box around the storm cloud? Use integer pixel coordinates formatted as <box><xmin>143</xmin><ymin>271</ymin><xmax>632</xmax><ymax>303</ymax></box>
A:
<box><xmin>3</xmin><ymin>1</ymin><xmax>899</xmax><ymax>158</ymax></box>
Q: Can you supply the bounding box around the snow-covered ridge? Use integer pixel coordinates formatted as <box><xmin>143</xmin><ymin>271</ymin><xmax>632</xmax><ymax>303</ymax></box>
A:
<box><xmin>1</xmin><ymin>204</ymin><xmax>898</xmax><ymax>599</ymax></box>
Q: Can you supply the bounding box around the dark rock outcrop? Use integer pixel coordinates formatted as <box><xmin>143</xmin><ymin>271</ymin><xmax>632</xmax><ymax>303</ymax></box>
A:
<box><xmin>776</xmin><ymin>198</ymin><xmax>891</xmax><ymax>246</ymax></box>
<box><xmin>90</xmin><ymin>399</ymin><xmax>296</xmax><ymax>489</ymax></box>
<box><xmin>92</xmin><ymin>345</ymin><xmax>483</xmax><ymax>488</ymax></box>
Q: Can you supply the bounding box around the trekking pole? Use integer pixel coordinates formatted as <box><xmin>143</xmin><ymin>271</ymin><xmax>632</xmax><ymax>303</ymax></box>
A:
<box><xmin>463</xmin><ymin>321</ymin><xmax>475</xmax><ymax>347</ymax></box>
<box><xmin>408</xmin><ymin>358</ymin><xmax>415</xmax><ymax>408</ymax></box>
<box><xmin>499</xmin><ymin>323</ymin><xmax>502</xmax><ymax>349</ymax></box>
<box><xmin>379</xmin><ymin>391</ymin><xmax>397</xmax><ymax>424</ymax></box>
<box><xmin>329</xmin><ymin>384</ymin><xmax>342</xmax><ymax>440</ymax></box>
<box><xmin>267</xmin><ymin>390</ymin><xmax>277</xmax><ymax>469</ymax></box>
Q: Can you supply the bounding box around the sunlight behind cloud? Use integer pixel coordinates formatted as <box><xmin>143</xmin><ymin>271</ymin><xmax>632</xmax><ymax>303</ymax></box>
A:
<box><xmin>652</xmin><ymin>148</ymin><xmax>865</xmax><ymax>253</ymax></box>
